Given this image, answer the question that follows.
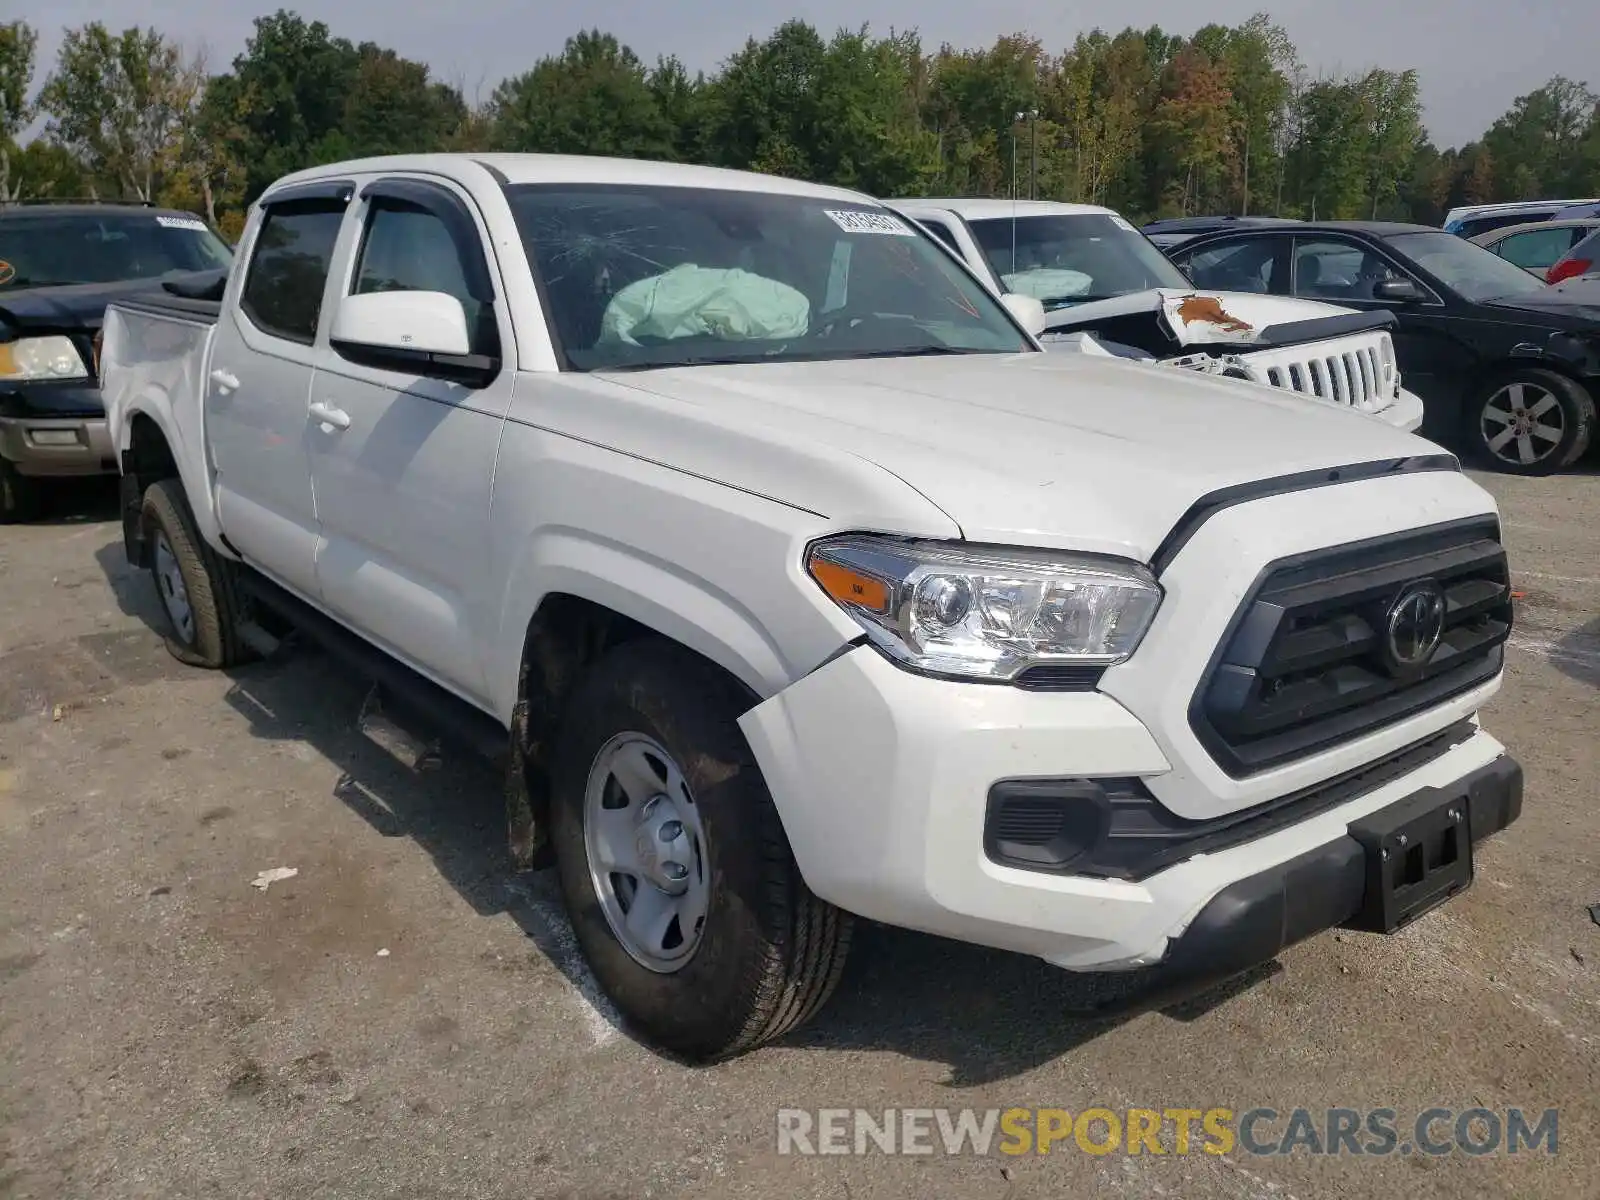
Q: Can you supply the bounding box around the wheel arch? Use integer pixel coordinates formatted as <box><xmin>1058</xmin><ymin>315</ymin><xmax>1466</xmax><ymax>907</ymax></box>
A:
<box><xmin>498</xmin><ymin>568</ymin><xmax>795</xmax><ymax>870</ymax></box>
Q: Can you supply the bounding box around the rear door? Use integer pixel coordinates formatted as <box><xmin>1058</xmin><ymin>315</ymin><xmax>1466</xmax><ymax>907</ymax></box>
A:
<box><xmin>206</xmin><ymin>182</ymin><xmax>353</xmax><ymax>596</ymax></box>
<box><xmin>304</xmin><ymin>175</ymin><xmax>515</xmax><ymax>704</ymax></box>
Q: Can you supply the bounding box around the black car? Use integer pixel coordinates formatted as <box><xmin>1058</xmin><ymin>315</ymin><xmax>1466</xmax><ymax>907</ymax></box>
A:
<box><xmin>0</xmin><ymin>202</ymin><xmax>233</xmax><ymax>520</ymax></box>
<box><xmin>1166</xmin><ymin>221</ymin><xmax>1600</xmax><ymax>475</ymax></box>
<box><xmin>1140</xmin><ymin>215</ymin><xmax>1302</xmax><ymax>250</ymax></box>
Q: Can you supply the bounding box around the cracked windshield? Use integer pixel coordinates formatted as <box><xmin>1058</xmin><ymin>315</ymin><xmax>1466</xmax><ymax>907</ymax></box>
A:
<box><xmin>504</xmin><ymin>184</ymin><xmax>1033</xmax><ymax>370</ymax></box>
<box><xmin>967</xmin><ymin>212</ymin><xmax>1191</xmax><ymax>310</ymax></box>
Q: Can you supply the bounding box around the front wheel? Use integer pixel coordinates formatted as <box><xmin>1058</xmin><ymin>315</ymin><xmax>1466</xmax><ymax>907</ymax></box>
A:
<box><xmin>1467</xmin><ymin>368</ymin><xmax>1594</xmax><ymax>475</ymax></box>
<box><xmin>549</xmin><ymin>638</ymin><xmax>852</xmax><ymax>1062</ymax></box>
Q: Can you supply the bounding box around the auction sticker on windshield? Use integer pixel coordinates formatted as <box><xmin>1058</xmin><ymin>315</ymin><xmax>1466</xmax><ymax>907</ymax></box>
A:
<box><xmin>824</xmin><ymin>209</ymin><xmax>915</xmax><ymax>236</ymax></box>
<box><xmin>155</xmin><ymin>215</ymin><xmax>209</xmax><ymax>232</ymax></box>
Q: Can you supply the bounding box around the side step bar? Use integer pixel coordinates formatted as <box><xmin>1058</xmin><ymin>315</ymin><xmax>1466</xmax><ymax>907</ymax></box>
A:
<box><xmin>235</xmin><ymin>569</ymin><xmax>509</xmax><ymax>767</ymax></box>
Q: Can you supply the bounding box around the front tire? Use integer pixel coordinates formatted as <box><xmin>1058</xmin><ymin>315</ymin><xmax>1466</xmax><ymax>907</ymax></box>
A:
<box><xmin>139</xmin><ymin>478</ymin><xmax>249</xmax><ymax>668</ymax></box>
<box><xmin>549</xmin><ymin>638</ymin><xmax>852</xmax><ymax>1062</ymax></box>
<box><xmin>1466</xmin><ymin>368</ymin><xmax>1594</xmax><ymax>475</ymax></box>
<box><xmin>0</xmin><ymin>457</ymin><xmax>43</xmax><ymax>524</ymax></box>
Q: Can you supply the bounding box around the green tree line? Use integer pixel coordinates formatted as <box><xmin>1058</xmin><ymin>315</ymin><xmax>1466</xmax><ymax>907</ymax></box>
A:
<box><xmin>4</xmin><ymin>10</ymin><xmax>1600</xmax><ymax>239</ymax></box>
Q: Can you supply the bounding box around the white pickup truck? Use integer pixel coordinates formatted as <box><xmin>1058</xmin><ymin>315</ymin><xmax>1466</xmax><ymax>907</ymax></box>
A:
<box><xmin>99</xmin><ymin>153</ymin><xmax>1521</xmax><ymax>1063</ymax></box>
<box><xmin>894</xmin><ymin>199</ymin><xmax>1427</xmax><ymax>432</ymax></box>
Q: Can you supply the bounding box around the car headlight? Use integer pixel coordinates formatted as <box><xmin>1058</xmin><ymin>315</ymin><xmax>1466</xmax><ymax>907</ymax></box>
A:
<box><xmin>805</xmin><ymin>534</ymin><xmax>1162</xmax><ymax>681</ymax></box>
<box><xmin>0</xmin><ymin>336</ymin><xmax>90</xmax><ymax>382</ymax></box>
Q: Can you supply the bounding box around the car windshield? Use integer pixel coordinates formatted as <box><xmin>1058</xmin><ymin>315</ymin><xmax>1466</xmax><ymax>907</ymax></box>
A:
<box><xmin>965</xmin><ymin>213</ymin><xmax>1192</xmax><ymax>309</ymax></box>
<box><xmin>502</xmin><ymin>184</ymin><xmax>1033</xmax><ymax>371</ymax></box>
<box><xmin>1386</xmin><ymin>230</ymin><xmax>1548</xmax><ymax>302</ymax></box>
<box><xmin>0</xmin><ymin>211</ymin><xmax>232</xmax><ymax>291</ymax></box>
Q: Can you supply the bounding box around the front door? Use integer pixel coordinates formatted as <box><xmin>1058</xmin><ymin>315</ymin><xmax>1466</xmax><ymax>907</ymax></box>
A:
<box><xmin>205</xmin><ymin>189</ymin><xmax>351</xmax><ymax>596</ymax></box>
<box><xmin>306</xmin><ymin>177</ymin><xmax>514</xmax><ymax>704</ymax></box>
<box><xmin>1287</xmin><ymin>236</ymin><xmax>1464</xmax><ymax>416</ymax></box>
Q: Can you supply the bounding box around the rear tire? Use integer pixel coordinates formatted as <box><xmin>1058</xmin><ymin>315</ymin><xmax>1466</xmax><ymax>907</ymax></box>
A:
<box><xmin>1465</xmin><ymin>368</ymin><xmax>1594</xmax><ymax>475</ymax></box>
<box><xmin>549</xmin><ymin>638</ymin><xmax>852</xmax><ymax>1062</ymax></box>
<box><xmin>139</xmin><ymin>478</ymin><xmax>250</xmax><ymax>668</ymax></box>
<box><xmin>0</xmin><ymin>457</ymin><xmax>43</xmax><ymax>524</ymax></box>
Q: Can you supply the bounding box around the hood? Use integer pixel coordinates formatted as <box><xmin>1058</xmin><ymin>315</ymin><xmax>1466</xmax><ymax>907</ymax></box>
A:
<box><xmin>1486</xmin><ymin>279</ymin><xmax>1600</xmax><ymax>326</ymax></box>
<box><xmin>1041</xmin><ymin>288</ymin><xmax>1356</xmax><ymax>347</ymax></box>
<box><xmin>0</xmin><ymin>270</ymin><xmax>225</xmax><ymax>338</ymax></box>
<box><xmin>604</xmin><ymin>351</ymin><xmax>1443</xmax><ymax>562</ymax></box>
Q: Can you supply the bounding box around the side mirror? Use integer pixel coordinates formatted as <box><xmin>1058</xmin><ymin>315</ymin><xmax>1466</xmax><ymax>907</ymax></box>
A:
<box><xmin>331</xmin><ymin>290</ymin><xmax>472</xmax><ymax>357</ymax></box>
<box><xmin>1001</xmin><ymin>292</ymin><xmax>1048</xmax><ymax>337</ymax></box>
<box><xmin>1372</xmin><ymin>278</ymin><xmax>1425</xmax><ymax>304</ymax></box>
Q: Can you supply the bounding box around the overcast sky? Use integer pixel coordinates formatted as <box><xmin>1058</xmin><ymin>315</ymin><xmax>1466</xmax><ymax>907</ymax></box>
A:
<box><xmin>24</xmin><ymin>0</ymin><xmax>1598</xmax><ymax>149</ymax></box>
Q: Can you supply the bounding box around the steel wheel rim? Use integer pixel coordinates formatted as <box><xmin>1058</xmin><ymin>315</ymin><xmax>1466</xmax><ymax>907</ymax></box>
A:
<box><xmin>582</xmin><ymin>732</ymin><xmax>709</xmax><ymax>973</ymax></box>
<box><xmin>1482</xmin><ymin>382</ymin><xmax>1565</xmax><ymax>466</ymax></box>
<box><xmin>152</xmin><ymin>531</ymin><xmax>195</xmax><ymax>644</ymax></box>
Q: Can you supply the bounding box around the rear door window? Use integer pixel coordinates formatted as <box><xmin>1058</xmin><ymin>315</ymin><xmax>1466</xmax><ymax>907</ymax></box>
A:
<box><xmin>1494</xmin><ymin>227</ymin><xmax>1581</xmax><ymax>270</ymax></box>
<box><xmin>240</xmin><ymin>200</ymin><xmax>347</xmax><ymax>345</ymax></box>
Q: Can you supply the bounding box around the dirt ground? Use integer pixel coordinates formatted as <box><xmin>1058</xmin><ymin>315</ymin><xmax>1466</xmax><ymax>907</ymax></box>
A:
<box><xmin>0</xmin><ymin>468</ymin><xmax>1595</xmax><ymax>1200</ymax></box>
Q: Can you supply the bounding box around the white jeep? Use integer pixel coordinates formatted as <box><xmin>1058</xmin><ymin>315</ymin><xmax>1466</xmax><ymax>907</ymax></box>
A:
<box><xmin>894</xmin><ymin>198</ymin><xmax>1427</xmax><ymax>432</ymax></box>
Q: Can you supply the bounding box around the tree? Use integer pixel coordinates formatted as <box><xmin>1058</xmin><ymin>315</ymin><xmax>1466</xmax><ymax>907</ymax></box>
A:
<box><xmin>1149</xmin><ymin>45</ymin><xmax>1233</xmax><ymax>215</ymax></box>
<box><xmin>1362</xmin><ymin>69</ymin><xmax>1422</xmax><ymax>218</ymax></box>
<box><xmin>1482</xmin><ymin>76</ymin><xmax>1597</xmax><ymax>198</ymax></box>
<box><xmin>38</xmin><ymin>23</ymin><xmax>205</xmax><ymax>201</ymax></box>
<box><xmin>1219</xmin><ymin>14</ymin><xmax>1295</xmax><ymax>215</ymax></box>
<box><xmin>488</xmin><ymin>30</ymin><xmax>674</xmax><ymax>160</ymax></box>
<box><xmin>207</xmin><ymin>10</ymin><xmax>363</xmax><ymax>203</ymax></box>
<box><xmin>0</xmin><ymin>20</ymin><xmax>39</xmax><ymax>200</ymax></box>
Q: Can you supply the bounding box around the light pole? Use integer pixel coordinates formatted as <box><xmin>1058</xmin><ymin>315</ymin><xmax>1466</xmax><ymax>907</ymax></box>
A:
<box><xmin>1015</xmin><ymin>109</ymin><xmax>1039</xmax><ymax>200</ymax></box>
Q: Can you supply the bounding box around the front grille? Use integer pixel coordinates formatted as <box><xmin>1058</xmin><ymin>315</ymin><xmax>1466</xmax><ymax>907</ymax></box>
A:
<box><xmin>1191</xmin><ymin>518</ymin><xmax>1511</xmax><ymax>777</ymax></box>
<box><xmin>1241</xmin><ymin>333</ymin><xmax>1395</xmax><ymax>414</ymax></box>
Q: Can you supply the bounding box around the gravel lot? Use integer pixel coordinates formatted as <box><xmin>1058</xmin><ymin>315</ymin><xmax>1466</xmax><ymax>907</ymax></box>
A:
<box><xmin>1</xmin><ymin>467</ymin><xmax>1596</xmax><ymax>1200</ymax></box>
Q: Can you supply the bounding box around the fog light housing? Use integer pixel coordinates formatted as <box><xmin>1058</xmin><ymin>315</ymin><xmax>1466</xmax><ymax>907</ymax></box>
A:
<box><xmin>27</xmin><ymin>428</ymin><xmax>82</xmax><ymax>447</ymax></box>
<box><xmin>984</xmin><ymin>780</ymin><xmax>1113</xmax><ymax>870</ymax></box>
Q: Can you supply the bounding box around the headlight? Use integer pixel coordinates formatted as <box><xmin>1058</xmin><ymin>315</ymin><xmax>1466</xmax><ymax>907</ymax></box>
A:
<box><xmin>0</xmin><ymin>336</ymin><xmax>90</xmax><ymax>382</ymax></box>
<box><xmin>805</xmin><ymin>534</ymin><xmax>1162</xmax><ymax>681</ymax></box>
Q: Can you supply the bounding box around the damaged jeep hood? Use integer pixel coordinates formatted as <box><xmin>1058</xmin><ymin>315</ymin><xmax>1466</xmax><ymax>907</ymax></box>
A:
<box><xmin>1041</xmin><ymin>288</ymin><xmax>1359</xmax><ymax>348</ymax></box>
<box><xmin>601</xmin><ymin>351</ymin><xmax>1444</xmax><ymax>563</ymax></box>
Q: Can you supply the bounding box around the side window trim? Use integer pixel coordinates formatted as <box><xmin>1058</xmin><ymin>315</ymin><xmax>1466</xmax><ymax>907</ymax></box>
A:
<box><xmin>238</xmin><ymin>194</ymin><xmax>352</xmax><ymax>347</ymax></box>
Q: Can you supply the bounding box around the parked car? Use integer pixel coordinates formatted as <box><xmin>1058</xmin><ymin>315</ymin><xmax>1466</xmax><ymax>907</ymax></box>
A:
<box><xmin>0</xmin><ymin>201</ymin><xmax>233</xmax><ymax>520</ymax></box>
<box><xmin>893</xmin><ymin>199</ymin><xmax>1423</xmax><ymax>431</ymax></box>
<box><xmin>1443</xmin><ymin>199</ymin><xmax>1600</xmax><ymax>239</ymax></box>
<box><xmin>1470</xmin><ymin>218</ymin><xmax>1600</xmax><ymax>278</ymax></box>
<box><xmin>1166</xmin><ymin>220</ymin><xmax>1600</xmax><ymax>474</ymax></box>
<box><xmin>100</xmin><ymin>153</ymin><xmax>1521</xmax><ymax>1063</ymax></box>
<box><xmin>1140</xmin><ymin>214</ymin><xmax>1302</xmax><ymax>250</ymax></box>
<box><xmin>1544</xmin><ymin>226</ymin><xmax>1600</xmax><ymax>285</ymax></box>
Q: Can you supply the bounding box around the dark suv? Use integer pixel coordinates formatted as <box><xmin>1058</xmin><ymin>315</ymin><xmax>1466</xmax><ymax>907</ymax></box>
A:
<box><xmin>0</xmin><ymin>202</ymin><xmax>232</xmax><ymax>521</ymax></box>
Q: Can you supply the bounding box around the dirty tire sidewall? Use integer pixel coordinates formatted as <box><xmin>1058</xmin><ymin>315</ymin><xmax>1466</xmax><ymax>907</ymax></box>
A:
<box><xmin>1466</xmin><ymin>367</ymin><xmax>1595</xmax><ymax>476</ymax></box>
<box><xmin>550</xmin><ymin>639</ymin><xmax>852</xmax><ymax>1063</ymax></box>
<box><xmin>139</xmin><ymin>478</ymin><xmax>247</xmax><ymax>669</ymax></box>
<box><xmin>0</xmin><ymin>457</ymin><xmax>43</xmax><ymax>524</ymax></box>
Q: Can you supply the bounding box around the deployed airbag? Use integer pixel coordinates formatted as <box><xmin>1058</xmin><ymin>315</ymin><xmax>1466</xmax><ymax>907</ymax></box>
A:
<box><xmin>999</xmin><ymin>267</ymin><xmax>1093</xmax><ymax>302</ymax></box>
<box><xmin>600</xmin><ymin>264</ymin><xmax>811</xmax><ymax>344</ymax></box>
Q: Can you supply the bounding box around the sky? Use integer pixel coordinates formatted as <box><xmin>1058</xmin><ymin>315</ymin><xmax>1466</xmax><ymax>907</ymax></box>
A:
<box><xmin>20</xmin><ymin>0</ymin><xmax>1600</xmax><ymax>149</ymax></box>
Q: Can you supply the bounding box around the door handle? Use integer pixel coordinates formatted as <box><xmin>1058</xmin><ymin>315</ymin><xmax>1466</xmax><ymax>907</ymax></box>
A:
<box><xmin>210</xmin><ymin>368</ymin><xmax>240</xmax><ymax>394</ymax></box>
<box><xmin>308</xmin><ymin>401</ymin><xmax>351</xmax><ymax>431</ymax></box>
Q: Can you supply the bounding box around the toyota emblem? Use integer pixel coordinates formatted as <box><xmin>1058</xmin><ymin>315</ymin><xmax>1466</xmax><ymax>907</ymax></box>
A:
<box><xmin>1384</xmin><ymin>580</ymin><xmax>1447</xmax><ymax>670</ymax></box>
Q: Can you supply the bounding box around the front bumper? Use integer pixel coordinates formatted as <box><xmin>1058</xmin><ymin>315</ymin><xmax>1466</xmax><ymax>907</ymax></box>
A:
<box><xmin>740</xmin><ymin>645</ymin><xmax>1519</xmax><ymax>976</ymax></box>
<box><xmin>0</xmin><ymin>414</ymin><xmax>116</xmax><ymax>477</ymax></box>
<box><xmin>1380</xmin><ymin>387</ymin><xmax>1426</xmax><ymax>433</ymax></box>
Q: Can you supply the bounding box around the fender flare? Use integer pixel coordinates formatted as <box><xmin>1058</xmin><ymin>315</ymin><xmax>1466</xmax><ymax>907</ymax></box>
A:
<box><xmin>489</xmin><ymin>526</ymin><xmax>799</xmax><ymax>724</ymax></box>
